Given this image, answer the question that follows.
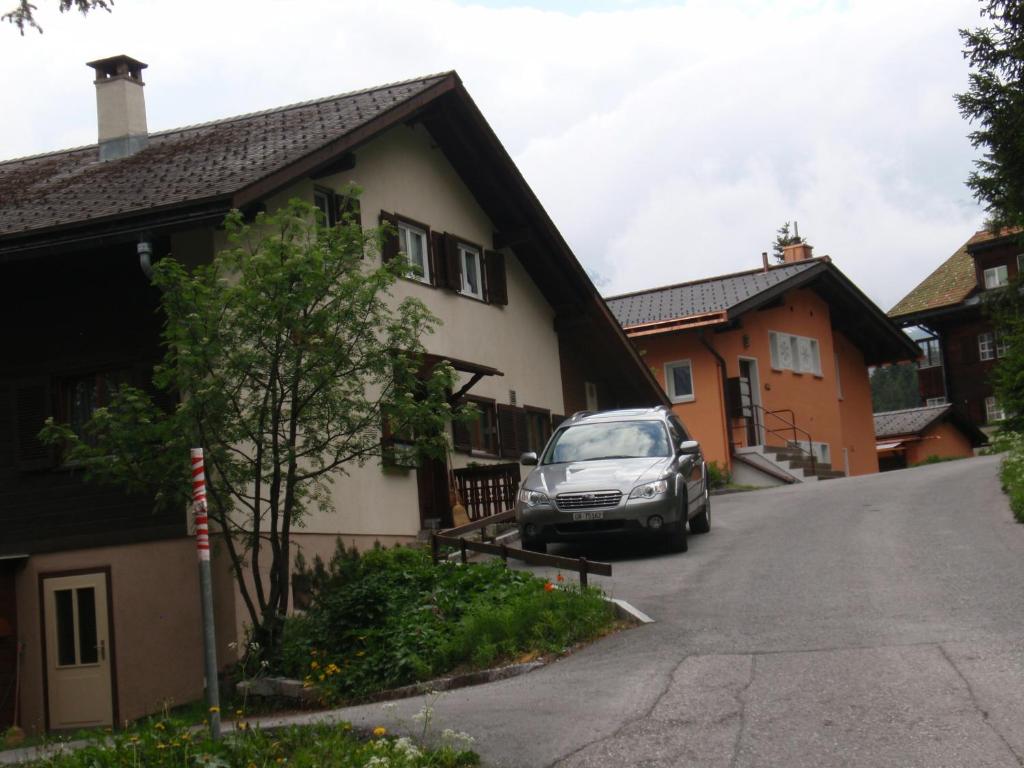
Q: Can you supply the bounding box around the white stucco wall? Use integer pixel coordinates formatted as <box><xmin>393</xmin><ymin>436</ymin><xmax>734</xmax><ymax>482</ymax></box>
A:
<box><xmin>251</xmin><ymin>123</ymin><xmax>565</xmax><ymax>541</ymax></box>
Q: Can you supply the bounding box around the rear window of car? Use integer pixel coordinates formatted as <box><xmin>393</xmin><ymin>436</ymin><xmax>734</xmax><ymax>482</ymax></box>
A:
<box><xmin>542</xmin><ymin>420</ymin><xmax>671</xmax><ymax>464</ymax></box>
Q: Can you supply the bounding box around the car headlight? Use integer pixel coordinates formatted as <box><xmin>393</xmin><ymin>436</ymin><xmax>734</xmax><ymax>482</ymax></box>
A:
<box><xmin>629</xmin><ymin>479</ymin><xmax>669</xmax><ymax>499</ymax></box>
<box><xmin>518</xmin><ymin>488</ymin><xmax>549</xmax><ymax>507</ymax></box>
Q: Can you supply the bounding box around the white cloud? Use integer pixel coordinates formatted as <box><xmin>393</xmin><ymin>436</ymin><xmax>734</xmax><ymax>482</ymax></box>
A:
<box><xmin>0</xmin><ymin>0</ymin><xmax>986</xmax><ymax>310</ymax></box>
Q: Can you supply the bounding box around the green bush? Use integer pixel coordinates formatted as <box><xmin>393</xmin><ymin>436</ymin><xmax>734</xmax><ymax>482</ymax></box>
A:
<box><xmin>23</xmin><ymin>715</ymin><xmax>478</xmax><ymax>768</ymax></box>
<box><xmin>706</xmin><ymin>461</ymin><xmax>730</xmax><ymax>489</ymax></box>
<box><xmin>282</xmin><ymin>544</ymin><xmax>614</xmax><ymax>704</ymax></box>
<box><xmin>911</xmin><ymin>454</ymin><xmax>965</xmax><ymax>467</ymax></box>
<box><xmin>996</xmin><ymin>431</ymin><xmax>1024</xmax><ymax>523</ymax></box>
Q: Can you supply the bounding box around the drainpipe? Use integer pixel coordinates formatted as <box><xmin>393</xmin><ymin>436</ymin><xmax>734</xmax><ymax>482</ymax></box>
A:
<box><xmin>699</xmin><ymin>330</ymin><xmax>735</xmax><ymax>462</ymax></box>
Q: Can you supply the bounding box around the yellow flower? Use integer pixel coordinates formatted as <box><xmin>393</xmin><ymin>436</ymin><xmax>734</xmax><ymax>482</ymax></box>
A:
<box><xmin>373</xmin><ymin>726</ymin><xmax>387</xmax><ymax>738</ymax></box>
<box><xmin>209</xmin><ymin>706</ymin><xmax>220</xmax><ymax>714</ymax></box>
<box><xmin>318</xmin><ymin>674</ymin><xmax>325</xmax><ymax>681</ymax></box>
<box><xmin>154</xmin><ymin>722</ymin><xmax>165</xmax><ymax>731</ymax></box>
<box><xmin>235</xmin><ymin>709</ymin><xmax>244</xmax><ymax>716</ymax></box>
<box><xmin>237</xmin><ymin>721</ymin><xmax>249</xmax><ymax>731</ymax></box>
<box><xmin>310</xmin><ymin>660</ymin><xmax>319</xmax><ymax>670</ymax></box>
<box><xmin>356</xmin><ymin>651</ymin><xmax>365</xmax><ymax>657</ymax></box>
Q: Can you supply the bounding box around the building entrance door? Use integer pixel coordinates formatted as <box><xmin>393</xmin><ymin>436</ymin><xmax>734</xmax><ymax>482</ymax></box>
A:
<box><xmin>738</xmin><ymin>358</ymin><xmax>763</xmax><ymax>447</ymax></box>
<box><xmin>41</xmin><ymin>571</ymin><xmax>114</xmax><ymax>730</ymax></box>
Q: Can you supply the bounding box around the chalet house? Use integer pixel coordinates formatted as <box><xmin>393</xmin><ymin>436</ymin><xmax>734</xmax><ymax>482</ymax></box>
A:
<box><xmin>874</xmin><ymin>404</ymin><xmax>985</xmax><ymax>472</ymax></box>
<box><xmin>606</xmin><ymin>242</ymin><xmax>918</xmax><ymax>485</ymax></box>
<box><xmin>889</xmin><ymin>228</ymin><xmax>1023</xmax><ymax>438</ymax></box>
<box><xmin>0</xmin><ymin>57</ymin><xmax>667</xmax><ymax>733</ymax></box>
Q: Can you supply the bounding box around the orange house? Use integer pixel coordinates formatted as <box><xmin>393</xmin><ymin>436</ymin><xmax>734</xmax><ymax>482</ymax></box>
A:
<box><xmin>875</xmin><ymin>404</ymin><xmax>986</xmax><ymax>471</ymax></box>
<box><xmin>607</xmin><ymin>243</ymin><xmax>918</xmax><ymax>484</ymax></box>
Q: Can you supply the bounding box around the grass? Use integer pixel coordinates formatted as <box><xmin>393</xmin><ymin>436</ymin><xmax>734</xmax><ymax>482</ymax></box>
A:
<box><xmin>14</xmin><ymin>714</ymin><xmax>478</xmax><ymax>767</ymax></box>
<box><xmin>279</xmin><ymin>544</ymin><xmax>616</xmax><ymax>705</ymax></box>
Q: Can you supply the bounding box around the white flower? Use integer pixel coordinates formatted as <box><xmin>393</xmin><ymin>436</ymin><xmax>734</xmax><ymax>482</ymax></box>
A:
<box><xmin>393</xmin><ymin>737</ymin><xmax>420</xmax><ymax>759</ymax></box>
<box><xmin>365</xmin><ymin>757</ymin><xmax>390</xmax><ymax>768</ymax></box>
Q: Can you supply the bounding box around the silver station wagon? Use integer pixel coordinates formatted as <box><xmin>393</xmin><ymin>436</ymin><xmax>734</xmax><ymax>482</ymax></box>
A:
<box><xmin>515</xmin><ymin>406</ymin><xmax>710</xmax><ymax>553</ymax></box>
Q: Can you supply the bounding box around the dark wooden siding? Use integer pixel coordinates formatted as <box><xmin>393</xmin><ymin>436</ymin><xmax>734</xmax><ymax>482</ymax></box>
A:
<box><xmin>0</xmin><ymin>563</ymin><xmax>16</xmax><ymax>730</ymax></box>
<box><xmin>0</xmin><ymin>243</ymin><xmax>186</xmax><ymax>556</ymax></box>
<box><xmin>934</xmin><ymin>308</ymin><xmax>998</xmax><ymax>429</ymax></box>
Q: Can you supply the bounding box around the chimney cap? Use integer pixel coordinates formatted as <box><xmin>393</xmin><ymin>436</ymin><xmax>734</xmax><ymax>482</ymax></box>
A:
<box><xmin>87</xmin><ymin>54</ymin><xmax>148</xmax><ymax>83</ymax></box>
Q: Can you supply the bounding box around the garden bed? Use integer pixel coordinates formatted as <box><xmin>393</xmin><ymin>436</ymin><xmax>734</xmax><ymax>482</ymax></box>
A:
<box><xmin>274</xmin><ymin>544</ymin><xmax>618</xmax><ymax>706</ymax></box>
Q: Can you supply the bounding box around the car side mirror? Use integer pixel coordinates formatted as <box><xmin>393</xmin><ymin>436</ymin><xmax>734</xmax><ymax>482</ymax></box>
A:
<box><xmin>520</xmin><ymin>451</ymin><xmax>538</xmax><ymax>466</ymax></box>
<box><xmin>679</xmin><ymin>440</ymin><xmax>701</xmax><ymax>456</ymax></box>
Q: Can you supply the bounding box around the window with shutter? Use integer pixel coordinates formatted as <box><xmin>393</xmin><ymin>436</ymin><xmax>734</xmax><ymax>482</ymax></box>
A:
<box><xmin>14</xmin><ymin>379</ymin><xmax>52</xmax><ymax>471</ymax></box>
<box><xmin>453</xmin><ymin>397</ymin><xmax>497</xmax><ymax>455</ymax></box>
<box><xmin>524</xmin><ymin>407</ymin><xmax>551</xmax><ymax>453</ymax></box>
<box><xmin>514</xmin><ymin>409</ymin><xmax>529</xmax><ymax>454</ymax></box>
<box><xmin>379</xmin><ymin>211</ymin><xmax>399</xmax><ymax>262</ymax></box>
<box><xmin>497</xmin><ymin>404</ymin><xmax>520</xmax><ymax>459</ymax></box>
<box><xmin>431</xmin><ymin>231</ymin><xmax>446</xmax><ymax>287</ymax></box>
<box><xmin>442</xmin><ymin>233</ymin><xmax>463</xmax><ymax>292</ymax></box>
<box><xmin>484</xmin><ymin>250</ymin><xmax>508</xmax><ymax>305</ymax></box>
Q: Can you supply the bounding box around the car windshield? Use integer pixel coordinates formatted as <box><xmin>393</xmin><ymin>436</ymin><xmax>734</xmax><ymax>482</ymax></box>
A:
<box><xmin>542</xmin><ymin>420</ymin><xmax>671</xmax><ymax>464</ymax></box>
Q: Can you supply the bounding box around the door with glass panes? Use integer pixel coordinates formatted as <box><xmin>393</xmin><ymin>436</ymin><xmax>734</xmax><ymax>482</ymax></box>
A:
<box><xmin>41</xmin><ymin>571</ymin><xmax>114</xmax><ymax>729</ymax></box>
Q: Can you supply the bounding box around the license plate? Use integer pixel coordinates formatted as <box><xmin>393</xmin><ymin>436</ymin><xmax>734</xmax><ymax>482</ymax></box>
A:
<box><xmin>572</xmin><ymin>511</ymin><xmax>604</xmax><ymax>521</ymax></box>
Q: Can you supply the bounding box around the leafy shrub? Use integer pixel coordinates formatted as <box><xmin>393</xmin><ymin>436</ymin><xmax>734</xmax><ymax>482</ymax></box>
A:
<box><xmin>996</xmin><ymin>431</ymin><xmax>1024</xmax><ymax>523</ymax></box>
<box><xmin>911</xmin><ymin>454</ymin><xmax>965</xmax><ymax>467</ymax></box>
<box><xmin>706</xmin><ymin>461</ymin><xmax>730</xmax><ymax>489</ymax></box>
<box><xmin>282</xmin><ymin>543</ymin><xmax>614</xmax><ymax>704</ymax></box>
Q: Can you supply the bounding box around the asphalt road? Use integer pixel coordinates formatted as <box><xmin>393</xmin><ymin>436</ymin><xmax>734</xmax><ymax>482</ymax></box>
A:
<box><xmin>331</xmin><ymin>455</ymin><xmax>1024</xmax><ymax>767</ymax></box>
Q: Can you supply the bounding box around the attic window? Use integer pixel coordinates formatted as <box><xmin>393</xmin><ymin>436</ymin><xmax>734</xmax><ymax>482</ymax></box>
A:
<box><xmin>984</xmin><ymin>265</ymin><xmax>1009</xmax><ymax>289</ymax></box>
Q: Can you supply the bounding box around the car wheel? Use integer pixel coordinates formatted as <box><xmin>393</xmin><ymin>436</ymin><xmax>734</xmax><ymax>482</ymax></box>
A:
<box><xmin>690</xmin><ymin>490</ymin><xmax>711</xmax><ymax>534</ymax></box>
<box><xmin>522</xmin><ymin>539</ymin><xmax>547</xmax><ymax>554</ymax></box>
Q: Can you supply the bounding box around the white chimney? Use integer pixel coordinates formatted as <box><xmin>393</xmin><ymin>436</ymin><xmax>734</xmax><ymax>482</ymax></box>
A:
<box><xmin>86</xmin><ymin>55</ymin><xmax>149</xmax><ymax>161</ymax></box>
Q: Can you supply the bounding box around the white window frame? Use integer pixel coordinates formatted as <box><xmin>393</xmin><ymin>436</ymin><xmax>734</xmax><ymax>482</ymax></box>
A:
<box><xmin>996</xmin><ymin>332</ymin><xmax>1010</xmax><ymax>358</ymax></box>
<box><xmin>458</xmin><ymin>243</ymin><xmax>484</xmax><ymax>300</ymax></box>
<box><xmin>793</xmin><ymin>440</ymin><xmax>830</xmax><ymax>466</ymax></box>
<box><xmin>769</xmin><ymin>331</ymin><xmax>822</xmax><ymax>375</ymax></box>
<box><xmin>397</xmin><ymin>222</ymin><xmax>430</xmax><ymax>284</ymax></box>
<box><xmin>986</xmin><ymin>396</ymin><xmax>1006</xmax><ymax>423</ymax></box>
<box><xmin>925</xmin><ymin>397</ymin><xmax>947</xmax><ymax>406</ymax></box>
<box><xmin>979</xmin><ymin>331</ymin><xmax>995</xmax><ymax>361</ymax></box>
<box><xmin>984</xmin><ymin>265</ymin><xmax>1009</xmax><ymax>289</ymax></box>
<box><xmin>664</xmin><ymin>360</ymin><xmax>695</xmax><ymax>404</ymax></box>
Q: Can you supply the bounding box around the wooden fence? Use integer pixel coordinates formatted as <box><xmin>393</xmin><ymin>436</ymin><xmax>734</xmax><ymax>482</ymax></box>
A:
<box><xmin>429</xmin><ymin>509</ymin><xmax>612</xmax><ymax>588</ymax></box>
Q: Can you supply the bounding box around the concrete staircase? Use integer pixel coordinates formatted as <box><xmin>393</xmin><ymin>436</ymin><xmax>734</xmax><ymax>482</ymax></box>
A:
<box><xmin>733</xmin><ymin>445</ymin><xmax>845</xmax><ymax>486</ymax></box>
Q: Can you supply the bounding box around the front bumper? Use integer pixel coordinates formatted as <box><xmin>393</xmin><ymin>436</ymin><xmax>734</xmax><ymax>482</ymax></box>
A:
<box><xmin>517</xmin><ymin>491</ymin><xmax>682</xmax><ymax>543</ymax></box>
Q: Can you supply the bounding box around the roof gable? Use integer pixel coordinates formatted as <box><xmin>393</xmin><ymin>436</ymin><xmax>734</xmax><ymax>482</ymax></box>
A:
<box><xmin>874</xmin><ymin>404</ymin><xmax>950</xmax><ymax>437</ymax></box>
<box><xmin>887</xmin><ymin>235</ymin><xmax>981</xmax><ymax>320</ymax></box>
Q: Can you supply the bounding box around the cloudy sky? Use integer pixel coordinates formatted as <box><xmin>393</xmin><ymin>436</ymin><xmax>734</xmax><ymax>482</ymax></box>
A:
<box><xmin>1</xmin><ymin>0</ymin><xmax>988</xmax><ymax>311</ymax></box>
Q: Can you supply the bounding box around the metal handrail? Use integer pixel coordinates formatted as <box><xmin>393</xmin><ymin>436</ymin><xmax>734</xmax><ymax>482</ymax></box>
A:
<box><xmin>749</xmin><ymin>404</ymin><xmax>817</xmax><ymax>476</ymax></box>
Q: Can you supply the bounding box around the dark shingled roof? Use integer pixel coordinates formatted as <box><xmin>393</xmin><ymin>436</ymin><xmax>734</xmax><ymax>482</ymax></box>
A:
<box><xmin>606</xmin><ymin>260</ymin><xmax>819</xmax><ymax>327</ymax></box>
<box><xmin>0</xmin><ymin>73</ymin><xmax>450</xmax><ymax>239</ymax></box>
<box><xmin>874</xmin><ymin>404</ymin><xmax>951</xmax><ymax>438</ymax></box>
<box><xmin>887</xmin><ymin>235</ymin><xmax>981</xmax><ymax>320</ymax></box>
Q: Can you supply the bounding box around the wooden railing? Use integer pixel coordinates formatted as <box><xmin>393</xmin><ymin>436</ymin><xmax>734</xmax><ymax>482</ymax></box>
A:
<box><xmin>454</xmin><ymin>463</ymin><xmax>520</xmax><ymax>520</ymax></box>
<box><xmin>429</xmin><ymin>510</ymin><xmax>612</xmax><ymax>588</ymax></box>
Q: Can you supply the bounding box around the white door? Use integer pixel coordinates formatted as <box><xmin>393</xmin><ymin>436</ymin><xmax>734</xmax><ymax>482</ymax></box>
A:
<box><xmin>42</xmin><ymin>572</ymin><xmax>114</xmax><ymax>729</ymax></box>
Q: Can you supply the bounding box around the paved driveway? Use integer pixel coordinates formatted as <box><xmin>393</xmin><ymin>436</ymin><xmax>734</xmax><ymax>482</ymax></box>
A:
<box><xmin>326</xmin><ymin>455</ymin><xmax>1024</xmax><ymax>767</ymax></box>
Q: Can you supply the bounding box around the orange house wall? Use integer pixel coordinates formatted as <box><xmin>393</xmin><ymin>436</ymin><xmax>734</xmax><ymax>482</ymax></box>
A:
<box><xmin>904</xmin><ymin>421</ymin><xmax>975</xmax><ymax>465</ymax></box>
<box><xmin>632</xmin><ymin>287</ymin><xmax>879</xmax><ymax>476</ymax></box>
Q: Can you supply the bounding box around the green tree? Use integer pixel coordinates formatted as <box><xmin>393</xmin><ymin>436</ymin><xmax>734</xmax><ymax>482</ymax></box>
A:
<box><xmin>870</xmin><ymin>362</ymin><xmax>921</xmax><ymax>413</ymax></box>
<box><xmin>958</xmin><ymin>2</ymin><xmax>1024</xmax><ymax>429</ymax></box>
<box><xmin>3</xmin><ymin>0</ymin><xmax>111</xmax><ymax>33</ymax></box>
<box><xmin>956</xmin><ymin>1</ymin><xmax>1024</xmax><ymax>231</ymax></box>
<box><xmin>41</xmin><ymin>199</ymin><xmax>466</xmax><ymax>658</ymax></box>
<box><xmin>772</xmin><ymin>221</ymin><xmax>804</xmax><ymax>262</ymax></box>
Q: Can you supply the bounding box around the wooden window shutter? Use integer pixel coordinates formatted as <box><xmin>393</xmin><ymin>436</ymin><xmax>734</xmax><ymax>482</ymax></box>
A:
<box><xmin>484</xmin><ymin>250</ymin><xmax>508</xmax><ymax>305</ymax></box>
<box><xmin>550</xmin><ymin>413</ymin><xmax>566</xmax><ymax>432</ymax></box>
<box><xmin>14</xmin><ymin>378</ymin><xmax>52</xmax><ymax>470</ymax></box>
<box><xmin>497</xmin><ymin>405</ymin><xmax>519</xmax><ymax>459</ymax></box>
<box><xmin>514</xmin><ymin>409</ymin><xmax>529</xmax><ymax>454</ymax></box>
<box><xmin>442</xmin><ymin>233</ymin><xmax>462</xmax><ymax>291</ymax></box>
<box><xmin>452</xmin><ymin>415</ymin><xmax>471</xmax><ymax>452</ymax></box>
<box><xmin>380</xmin><ymin>411</ymin><xmax>395</xmax><ymax>467</ymax></box>
<box><xmin>379</xmin><ymin>211</ymin><xmax>399</xmax><ymax>263</ymax></box>
<box><xmin>430</xmin><ymin>231</ymin><xmax>446</xmax><ymax>288</ymax></box>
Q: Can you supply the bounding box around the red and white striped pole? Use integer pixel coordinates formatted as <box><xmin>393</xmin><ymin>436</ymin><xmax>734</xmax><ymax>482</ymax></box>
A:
<box><xmin>191</xmin><ymin>449</ymin><xmax>211</xmax><ymax>561</ymax></box>
<box><xmin>190</xmin><ymin>448</ymin><xmax>221</xmax><ymax>739</ymax></box>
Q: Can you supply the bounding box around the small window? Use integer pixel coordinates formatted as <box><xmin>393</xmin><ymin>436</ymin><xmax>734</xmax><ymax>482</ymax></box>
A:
<box><xmin>453</xmin><ymin>397</ymin><xmax>498</xmax><ymax>455</ymax></box>
<box><xmin>769</xmin><ymin>331</ymin><xmax>822</xmax><ymax>375</ymax></box>
<box><xmin>664</xmin><ymin>360</ymin><xmax>695</xmax><ymax>403</ymax></box>
<box><xmin>313</xmin><ymin>188</ymin><xmax>336</xmax><ymax>227</ymax></box>
<box><xmin>917</xmin><ymin>339</ymin><xmax>942</xmax><ymax>369</ymax></box>
<box><xmin>398</xmin><ymin>222</ymin><xmax>430</xmax><ymax>283</ymax></box>
<box><xmin>984</xmin><ymin>265</ymin><xmax>1009</xmax><ymax>289</ymax></box>
<box><xmin>979</xmin><ymin>332</ymin><xmax>996</xmax><ymax>361</ymax></box>
<box><xmin>986</xmin><ymin>396</ymin><xmax>1006</xmax><ymax>423</ymax></box>
<box><xmin>996</xmin><ymin>332</ymin><xmax>1010</xmax><ymax>358</ymax></box>
<box><xmin>524</xmin><ymin>407</ymin><xmax>552</xmax><ymax>454</ymax></box>
<box><xmin>926</xmin><ymin>397</ymin><xmax>947</xmax><ymax>406</ymax></box>
<box><xmin>459</xmin><ymin>243</ymin><xmax>483</xmax><ymax>300</ymax></box>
